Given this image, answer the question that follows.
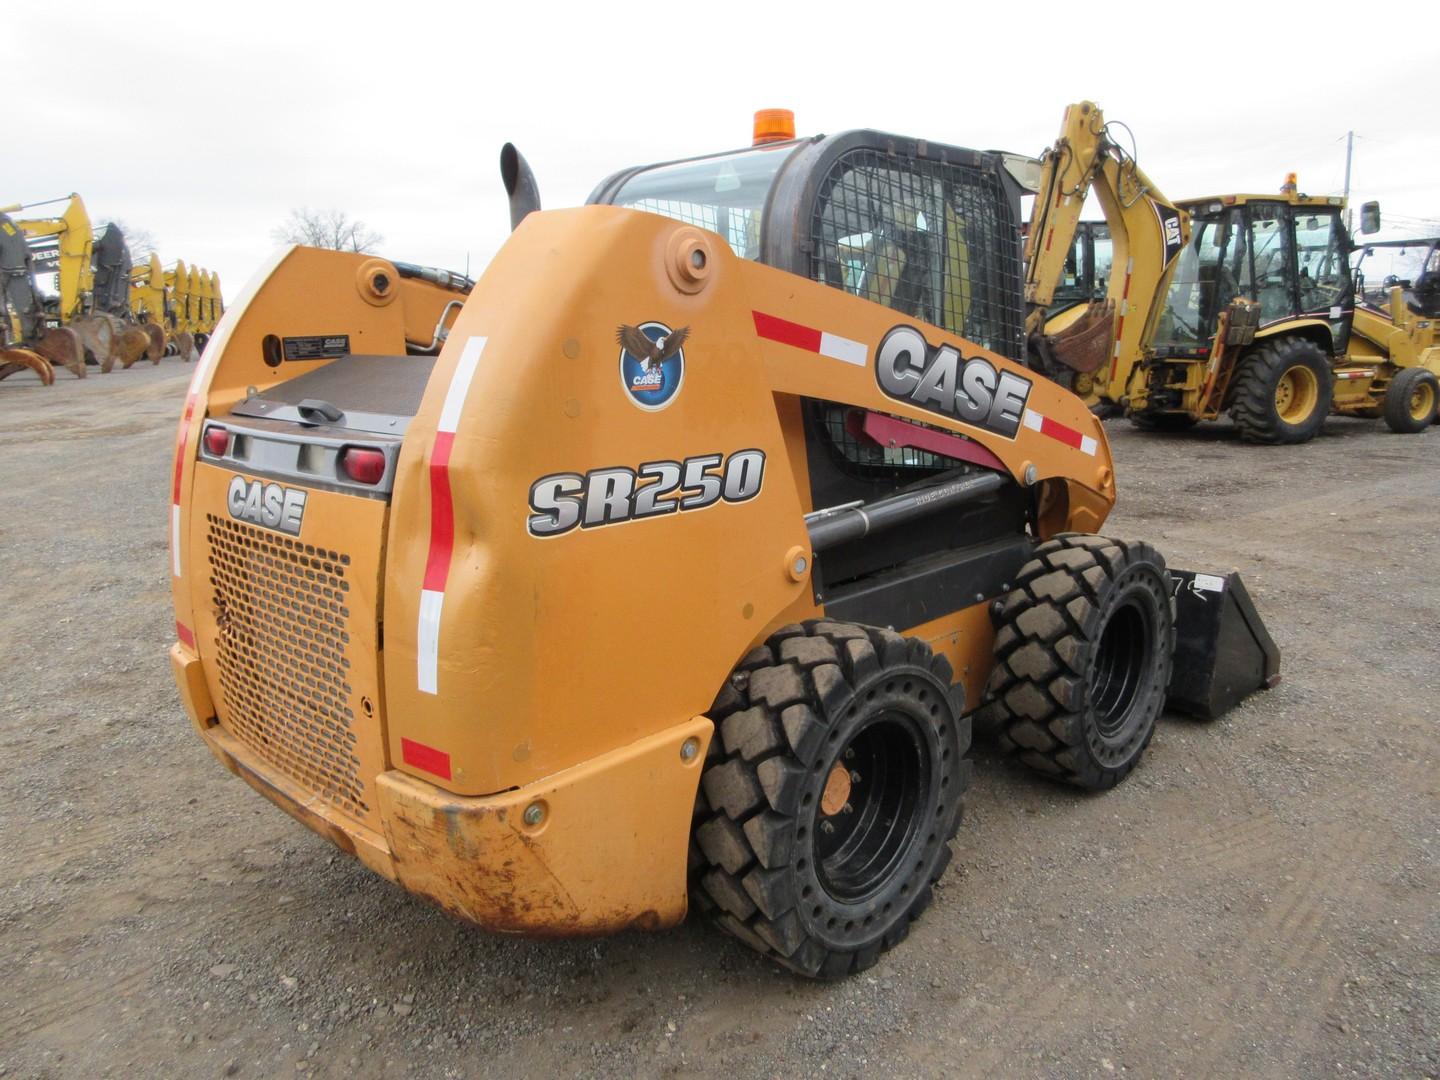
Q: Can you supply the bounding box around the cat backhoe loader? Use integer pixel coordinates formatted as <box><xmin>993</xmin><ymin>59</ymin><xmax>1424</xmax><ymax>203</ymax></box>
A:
<box><xmin>1346</xmin><ymin>236</ymin><xmax>1440</xmax><ymax>431</ymax></box>
<box><xmin>168</xmin><ymin>105</ymin><xmax>1276</xmax><ymax>979</ymax></box>
<box><xmin>1127</xmin><ymin>188</ymin><xmax>1395</xmax><ymax>442</ymax></box>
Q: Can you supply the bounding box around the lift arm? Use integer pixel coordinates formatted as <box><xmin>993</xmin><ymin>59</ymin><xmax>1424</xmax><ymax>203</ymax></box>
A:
<box><xmin>1023</xmin><ymin>102</ymin><xmax>1189</xmax><ymax>401</ymax></box>
<box><xmin>1</xmin><ymin>194</ymin><xmax>95</xmax><ymax>324</ymax></box>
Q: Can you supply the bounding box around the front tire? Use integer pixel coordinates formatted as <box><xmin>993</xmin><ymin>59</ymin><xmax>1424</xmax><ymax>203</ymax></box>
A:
<box><xmin>1228</xmin><ymin>337</ymin><xmax>1334</xmax><ymax>444</ymax></box>
<box><xmin>1382</xmin><ymin>367</ymin><xmax>1439</xmax><ymax>433</ymax></box>
<box><xmin>692</xmin><ymin>621</ymin><xmax>968</xmax><ymax>979</ymax></box>
<box><xmin>981</xmin><ymin>534</ymin><xmax>1175</xmax><ymax>791</ymax></box>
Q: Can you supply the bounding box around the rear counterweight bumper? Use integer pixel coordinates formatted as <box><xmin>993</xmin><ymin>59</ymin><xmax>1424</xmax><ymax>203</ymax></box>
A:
<box><xmin>170</xmin><ymin>642</ymin><xmax>712</xmax><ymax>935</ymax></box>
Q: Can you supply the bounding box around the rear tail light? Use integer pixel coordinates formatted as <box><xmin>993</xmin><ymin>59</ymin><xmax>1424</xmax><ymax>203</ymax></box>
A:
<box><xmin>203</xmin><ymin>426</ymin><xmax>230</xmax><ymax>455</ymax></box>
<box><xmin>340</xmin><ymin>446</ymin><xmax>386</xmax><ymax>485</ymax></box>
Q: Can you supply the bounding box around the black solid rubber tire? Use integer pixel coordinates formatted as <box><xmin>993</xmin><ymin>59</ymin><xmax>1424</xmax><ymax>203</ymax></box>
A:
<box><xmin>1382</xmin><ymin>367</ymin><xmax>1439</xmax><ymax>434</ymax></box>
<box><xmin>980</xmin><ymin>534</ymin><xmax>1175</xmax><ymax>791</ymax></box>
<box><xmin>1129</xmin><ymin>412</ymin><xmax>1199</xmax><ymax>432</ymax></box>
<box><xmin>1228</xmin><ymin>337</ymin><xmax>1334</xmax><ymax>444</ymax></box>
<box><xmin>691</xmin><ymin>620</ymin><xmax>968</xmax><ymax>979</ymax></box>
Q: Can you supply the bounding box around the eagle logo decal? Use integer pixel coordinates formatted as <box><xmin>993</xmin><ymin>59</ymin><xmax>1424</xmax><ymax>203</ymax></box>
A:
<box><xmin>616</xmin><ymin>321</ymin><xmax>689</xmax><ymax>411</ymax></box>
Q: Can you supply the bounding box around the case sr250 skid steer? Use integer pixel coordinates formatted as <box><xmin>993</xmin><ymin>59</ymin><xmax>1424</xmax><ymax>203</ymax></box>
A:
<box><xmin>168</xmin><ymin>109</ymin><xmax>1278</xmax><ymax>978</ymax></box>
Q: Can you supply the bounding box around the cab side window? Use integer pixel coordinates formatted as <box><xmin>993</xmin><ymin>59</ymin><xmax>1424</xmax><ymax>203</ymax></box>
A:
<box><xmin>1293</xmin><ymin>211</ymin><xmax>1348</xmax><ymax>313</ymax></box>
<box><xmin>808</xmin><ymin>149</ymin><xmax>1024</xmax><ymax>361</ymax></box>
<box><xmin>1248</xmin><ymin>207</ymin><xmax>1292</xmax><ymax>323</ymax></box>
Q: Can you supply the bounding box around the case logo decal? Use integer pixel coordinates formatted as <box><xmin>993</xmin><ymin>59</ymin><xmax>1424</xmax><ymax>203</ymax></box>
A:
<box><xmin>617</xmin><ymin>322</ymin><xmax>689</xmax><ymax>411</ymax></box>
<box><xmin>227</xmin><ymin>475</ymin><xmax>307</xmax><ymax>536</ymax></box>
<box><xmin>875</xmin><ymin>325</ymin><xmax>1032</xmax><ymax>439</ymax></box>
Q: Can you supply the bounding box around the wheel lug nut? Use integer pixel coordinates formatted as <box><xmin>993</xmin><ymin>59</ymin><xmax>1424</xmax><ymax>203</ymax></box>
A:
<box><xmin>849</xmin><ymin>770</ymin><xmax>862</xmax><ymax>784</ymax></box>
<box><xmin>820</xmin><ymin>820</ymin><xmax>835</xmax><ymax>834</ymax></box>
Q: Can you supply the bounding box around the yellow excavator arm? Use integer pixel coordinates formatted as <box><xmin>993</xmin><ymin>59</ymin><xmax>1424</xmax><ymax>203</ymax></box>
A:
<box><xmin>1</xmin><ymin>194</ymin><xmax>96</xmax><ymax>324</ymax></box>
<box><xmin>1023</xmin><ymin>102</ymin><xmax>1189</xmax><ymax>403</ymax></box>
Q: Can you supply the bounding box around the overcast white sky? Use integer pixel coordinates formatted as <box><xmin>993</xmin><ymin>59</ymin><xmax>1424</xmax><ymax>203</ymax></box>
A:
<box><xmin>11</xmin><ymin>1</ymin><xmax>1438</xmax><ymax>299</ymax></box>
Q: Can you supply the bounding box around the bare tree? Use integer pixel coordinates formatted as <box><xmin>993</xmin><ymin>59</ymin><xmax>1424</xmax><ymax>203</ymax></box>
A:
<box><xmin>97</xmin><ymin>218</ymin><xmax>158</xmax><ymax>257</ymax></box>
<box><xmin>272</xmin><ymin>208</ymin><xmax>384</xmax><ymax>253</ymax></box>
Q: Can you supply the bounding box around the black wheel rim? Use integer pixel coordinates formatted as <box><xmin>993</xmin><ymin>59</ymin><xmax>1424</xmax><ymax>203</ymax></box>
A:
<box><xmin>1091</xmin><ymin>596</ymin><xmax>1153</xmax><ymax>741</ymax></box>
<box><xmin>814</xmin><ymin>713</ymin><xmax>929</xmax><ymax>903</ymax></box>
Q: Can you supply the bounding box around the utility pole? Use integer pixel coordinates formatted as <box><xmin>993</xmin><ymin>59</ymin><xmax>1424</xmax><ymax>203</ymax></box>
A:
<box><xmin>1342</xmin><ymin>130</ymin><xmax>1354</xmax><ymax>233</ymax></box>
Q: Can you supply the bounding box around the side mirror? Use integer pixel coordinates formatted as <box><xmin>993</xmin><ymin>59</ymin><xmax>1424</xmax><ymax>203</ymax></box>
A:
<box><xmin>1359</xmin><ymin>200</ymin><xmax>1381</xmax><ymax>235</ymax></box>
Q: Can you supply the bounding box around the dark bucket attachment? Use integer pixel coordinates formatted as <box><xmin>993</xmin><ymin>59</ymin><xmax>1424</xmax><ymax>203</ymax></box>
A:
<box><xmin>1166</xmin><ymin>570</ymin><xmax>1280</xmax><ymax>720</ymax></box>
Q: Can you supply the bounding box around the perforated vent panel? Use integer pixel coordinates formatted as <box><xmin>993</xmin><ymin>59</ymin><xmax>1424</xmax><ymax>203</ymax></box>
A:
<box><xmin>205</xmin><ymin>515</ymin><xmax>370</xmax><ymax>822</ymax></box>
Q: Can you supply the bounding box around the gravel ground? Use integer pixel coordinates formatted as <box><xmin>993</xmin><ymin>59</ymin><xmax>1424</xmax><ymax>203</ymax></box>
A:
<box><xmin>1</xmin><ymin>362</ymin><xmax>1436</xmax><ymax>1079</ymax></box>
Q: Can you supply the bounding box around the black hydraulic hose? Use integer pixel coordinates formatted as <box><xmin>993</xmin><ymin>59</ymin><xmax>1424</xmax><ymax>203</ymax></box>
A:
<box><xmin>805</xmin><ymin>471</ymin><xmax>1008</xmax><ymax>552</ymax></box>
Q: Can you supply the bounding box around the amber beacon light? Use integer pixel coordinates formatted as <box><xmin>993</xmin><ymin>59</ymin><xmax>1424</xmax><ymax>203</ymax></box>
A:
<box><xmin>752</xmin><ymin>108</ymin><xmax>796</xmax><ymax>146</ymax></box>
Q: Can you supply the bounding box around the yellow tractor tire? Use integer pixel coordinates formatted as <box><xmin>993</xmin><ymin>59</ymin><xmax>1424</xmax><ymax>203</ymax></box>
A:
<box><xmin>1382</xmin><ymin>367</ymin><xmax>1439</xmax><ymax>434</ymax></box>
<box><xmin>1229</xmin><ymin>338</ymin><xmax>1333</xmax><ymax>445</ymax></box>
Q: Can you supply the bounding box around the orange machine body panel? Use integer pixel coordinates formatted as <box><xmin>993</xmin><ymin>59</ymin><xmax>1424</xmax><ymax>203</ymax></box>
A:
<box><xmin>170</xmin><ymin>208</ymin><xmax>1115</xmax><ymax>934</ymax></box>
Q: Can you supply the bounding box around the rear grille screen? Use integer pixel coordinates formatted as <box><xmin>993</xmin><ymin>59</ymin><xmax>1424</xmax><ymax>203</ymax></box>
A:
<box><xmin>205</xmin><ymin>515</ymin><xmax>368</xmax><ymax>820</ymax></box>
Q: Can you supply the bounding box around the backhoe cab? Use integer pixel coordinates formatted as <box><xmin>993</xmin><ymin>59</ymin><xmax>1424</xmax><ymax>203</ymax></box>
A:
<box><xmin>168</xmin><ymin>107</ymin><xmax>1276</xmax><ymax>980</ymax></box>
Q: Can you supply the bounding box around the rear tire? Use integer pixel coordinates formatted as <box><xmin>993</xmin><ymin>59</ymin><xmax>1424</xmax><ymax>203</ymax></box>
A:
<box><xmin>692</xmin><ymin>621</ymin><xmax>968</xmax><ymax>979</ymax></box>
<box><xmin>1228</xmin><ymin>338</ymin><xmax>1334</xmax><ymax>444</ymax></box>
<box><xmin>981</xmin><ymin>534</ymin><xmax>1175</xmax><ymax>791</ymax></box>
<box><xmin>1382</xmin><ymin>367</ymin><xmax>1439</xmax><ymax>433</ymax></box>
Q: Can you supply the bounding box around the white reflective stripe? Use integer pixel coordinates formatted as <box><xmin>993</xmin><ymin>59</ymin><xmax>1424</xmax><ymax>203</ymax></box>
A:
<box><xmin>1022</xmin><ymin>409</ymin><xmax>1045</xmax><ymax>433</ymax></box>
<box><xmin>818</xmin><ymin>332</ymin><xmax>867</xmax><ymax>367</ymax></box>
<box><xmin>416</xmin><ymin>589</ymin><xmax>445</xmax><ymax>695</ymax></box>
<box><xmin>1112</xmin><ymin>341</ymin><xmax>1122</xmax><ymax>356</ymax></box>
<box><xmin>437</xmin><ymin>336</ymin><xmax>487</xmax><ymax>433</ymax></box>
<box><xmin>1080</xmin><ymin>435</ymin><xmax>1099</xmax><ymax>456</ymax></box>
<box><xmin>171</xmin><ymin>505</ymin><xmax>182</xmax><ymax>577</ymax></box>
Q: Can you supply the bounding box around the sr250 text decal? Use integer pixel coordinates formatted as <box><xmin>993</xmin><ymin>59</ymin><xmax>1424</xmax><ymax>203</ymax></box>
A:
<box><xmin>528</xmin><ymin>450</ymin><xmax>765</xmax><ymax>537</ymax></box>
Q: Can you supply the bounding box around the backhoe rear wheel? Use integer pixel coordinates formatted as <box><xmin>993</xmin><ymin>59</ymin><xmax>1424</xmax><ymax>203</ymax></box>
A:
<box><xmin>1382</xmin><ymin>367</ymin><xmax>1439</xmax><ymax>433</ymax></box>
<box><xmin>981</xmin><ymin>534</ymin><xmax>1174</xmax><ymax>791</ymax></box>
<box><xmin>1228</xmin><ymin>337</ymin><xmax>1334</xmax><ymax>444</ymax></box>
<box><xmin>692</xmin><ymin>621</ymin><xmax>968</xmax><ymax>979</ymax></box>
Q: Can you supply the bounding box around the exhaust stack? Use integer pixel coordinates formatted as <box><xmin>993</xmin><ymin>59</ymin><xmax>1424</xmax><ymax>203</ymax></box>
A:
<box><xmin>500</xmin><ymin>143</ymin><xmax>541</xmax><ymax>231</ymax></box>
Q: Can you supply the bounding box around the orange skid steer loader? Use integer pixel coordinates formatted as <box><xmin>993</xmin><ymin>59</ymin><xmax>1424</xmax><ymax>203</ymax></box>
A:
<box><xmin>168</xmin><ymin>110</ymin><xmax>1277</xmax><ymax>978</ymax></box>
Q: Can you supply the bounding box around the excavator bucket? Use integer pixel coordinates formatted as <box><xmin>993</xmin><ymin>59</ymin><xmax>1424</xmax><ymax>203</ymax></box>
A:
<box><xmin>142</xmin><ymin>321</ymin><xmax>166</xmax><ymax>362</ymax></box>
<box><xmin>70</xmin><ymin>313</ymin><xmax>119</xmax><ymax>372</ymax></box>
<box><xmin>115</xmin><ymin>325</ymin><xmax>152</xmax><ymax>369</ymax></box>
<box><xmin>0</xmin><ymin>346</ymin><xmax>55</xmax><ymax>385</ymax></box>
<box><xmin>1167</xmin><ymin>570</ymin><xmax>1281</xmax><ymax>720</ymax></box>
<box><xmin>1047</xmin><ymin>299</ymin><xmax>1115</xmax><ymax>374</ymax></box>
<box><xmin>35</xmin><ymin>326</ymin><xmax>85</xmax><ymax>378</ymax></box>
<box><xmin>174</xmin><ymin>330</ymin><xmax>197</xmax><ymax>363</ymax></box>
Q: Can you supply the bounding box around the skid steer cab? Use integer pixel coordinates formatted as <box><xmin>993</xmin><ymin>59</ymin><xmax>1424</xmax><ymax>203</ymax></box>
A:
<box><xmin>168</xmin><ymin>110</ymin><xmax>1278</xmax><ymax>979</ymax></box>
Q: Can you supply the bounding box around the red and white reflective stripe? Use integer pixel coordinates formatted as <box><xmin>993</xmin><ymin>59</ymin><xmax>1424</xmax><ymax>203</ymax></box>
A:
<box><xmin>1023</xmin><ymin>408</ymin><xmax>1098</xmax><ymax>456</ymax></box>
<box><xmin>1109</xmin><ymin>257</ymin><xmax>1135</xmax><ymax>382</ymax></box>
<box><xmin>1336</xmin><ymin>369</ymin><xmax>1375</xmax><ymax>380</ymax></box>
<box><xmin>170</xmin><ymin>360</ymin><xmax>212</xmax><ymax>577</ymax></box>
<box><xmin>417</xmin><ymin>335</ymin><xmax>487</xmax><ymax>695</ymax></box>
<box><xmin>752</xmin><ymin>311</ymin><xmax>868</xmax><ymax>366</ymax></box>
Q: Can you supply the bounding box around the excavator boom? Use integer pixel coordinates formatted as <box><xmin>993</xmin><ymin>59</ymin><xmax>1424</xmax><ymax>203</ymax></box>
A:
<box><xmin>1023</xmin><ymin>103</ymin><xmax>1188</xmax><ymax>401</ymax></box>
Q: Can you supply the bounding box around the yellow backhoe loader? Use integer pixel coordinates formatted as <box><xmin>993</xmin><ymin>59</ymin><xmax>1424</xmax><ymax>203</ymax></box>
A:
<box><xmin>1345</xmin><ymin>236</ymin><xmax>1440</xmax><ymax>431</ymax></box>
<box><xmin>168</xmin><ymin>106</ymin><xmax>1277</xmax><ymax>978</ymax></box>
